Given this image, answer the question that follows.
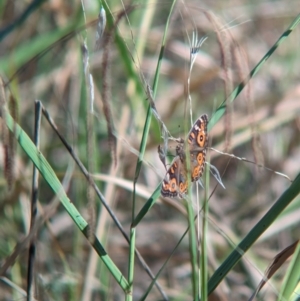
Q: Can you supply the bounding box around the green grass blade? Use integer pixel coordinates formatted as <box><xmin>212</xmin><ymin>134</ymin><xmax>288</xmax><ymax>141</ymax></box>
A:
<box><xmin>289</xmin><ymin>283</ymin><xmax>300</xmax><ymax>301</ymax></box>
<box><xmin>127</xmin><ymin>227</ymin><xmax>136</xmax><ymax>301</ymax></box>
<box><xmin>186</xmin><ymin>199</ymin><xmax>199</xmax><ymax>299</ymax></box>
<box><xmin>201</xmin><ymin>169</ymin><xmax>210</xmax><ymax>301</ymax></box>
<box><xmin>2</xmin><ymin>109</ymin><xmax>129</xmax><ymax>292</ymax></box>
<box><xmin>131</xmin><ymin>184</ymin><xmax>161</xmax><ymax>227</ymax></box>
<box><xmin>208</xmin><ymin>173</ymin><xmax>300</xmax><ymax>295</ymax></box>
<box><xmin>133</xmin><ymin>0</ymin><xmax>177</xmax><ymax>188</ymax></box>
<box><xmin>208</xmin><ymin>13</ymin><xmax>300</xmax><ymax>132</ymax></box>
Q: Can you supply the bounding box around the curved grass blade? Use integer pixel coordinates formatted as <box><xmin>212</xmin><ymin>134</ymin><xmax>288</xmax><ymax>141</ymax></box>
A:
<box><xmin>1</xmin><ymin>109</ymin><xmax>129</xmax><ymax>292</ymax></box>
<box><xmin>208</xmin><ymin>172</ymin><xmax>300</xmax><ymax>296</ymax></box>
<box><xmin>278</xmin><ymin>241</ymin><xmax>300</xmax><ymax>301</ymax></box>
<box><xmin>249</xmin><ymin>240</ymin><xmax>299</xmax><ymax>301</ymax></box>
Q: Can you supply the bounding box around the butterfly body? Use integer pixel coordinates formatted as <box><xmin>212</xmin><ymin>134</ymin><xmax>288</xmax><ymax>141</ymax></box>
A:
<box><xmin>161</xmin><ymin>114</ymin><xmax>208</xmax><ymax>198</ymax></box>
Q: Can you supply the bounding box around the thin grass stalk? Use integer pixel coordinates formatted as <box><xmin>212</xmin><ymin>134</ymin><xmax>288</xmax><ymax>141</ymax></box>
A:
<box><xmin>1</xmin><ymin>277</ymin><xmax>32</xmax><ymax>299</ymax></box>
<box><xmin>79</xmin><ymin>2</ymin><xmax>99</xmax><ymax>299</ymax></box>
<box><xmin>186</xmin><ymin>197</ymin><xmax>199</xmax><ymax>299</ymax></box>
<box><xmin>126</xmin><ymin>1</ymin><xmax>156</xmax><ymax>298</ymax></box>
<box><xmin>130</xmin><ymin>106</ymin><xmax>151</xmax><ymax>299</ymax></box>
<box><xmin>26</xmin><ymin>100</ymin><xmax>42</xmax><ymax>301</ymax></box>
<box><xmin>129</xmin><ymin>2</ymin><xmax>177</xmax><ymax>300</ymax></box>
<box><xmin>82</xmin><ymin>113</ymin><xmax>126</xmax><ymax>301</ymax></box>
<box><xmin>139</xmin><ymin>183</ymin><xmax>221</xmax><ymax>300</ymax></box>
<box><xmin>208</xmin><ymin>172</ymin><xmax>300</xmax><ymax>295</ymax></box>
<box><xmin>140</xmin><ymin>223</ymin><xmax>190</xmax><ymax>300</ymax></box>
<box><xmin>200</xmin><ymin>167</ymin><xmax>210</xmax><ymax>301</ymax></box>
<box><xmin>127</xmin><ymin>227</ymin><xmax>136</xmax><ymax>301</ymax></box>
<box><xmin>132</xmin><ymin>0</ymin><xmax>177</xmax><ymax>196</ymax></box>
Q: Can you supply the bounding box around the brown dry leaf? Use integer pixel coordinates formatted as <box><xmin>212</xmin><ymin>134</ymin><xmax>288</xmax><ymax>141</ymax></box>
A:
<box><xmin>249</xmin><ymin>240</ymin><xmax>299</xmax><ymax>301</ymax></box>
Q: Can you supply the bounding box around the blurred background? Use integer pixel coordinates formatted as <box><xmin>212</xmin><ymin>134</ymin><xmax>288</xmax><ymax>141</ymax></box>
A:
<box><xmin>0</xmin><ymin>1</ymin><xmax>300</xmax><ymax>300</ymax></box>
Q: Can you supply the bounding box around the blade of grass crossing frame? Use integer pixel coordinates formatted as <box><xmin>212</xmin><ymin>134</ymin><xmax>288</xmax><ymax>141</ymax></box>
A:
<box><xmin>27</xmin><ymin>100</ymin><xmax>42</xmax><ymax>301</ymax></box>
<box><xmin>2</xmin><ymin>109</ymin><xmax>130</xmax><ymax>292</ymax></box>
<box><xmin>128</xmin><ymin>1</ymin><xmax>177</xmax><ymax>299</ymax></box>
<box><xmin>208</xmin><ymin>173</ymin><xmax>300</xmax><ymax>295</ymax></box>
<box><xmin>40</xmin><ymin>104</ymin><xmax>167</xmax><ymax>299</ymax></box>
<box><xmin>208</xmin><ymin>14</ymin><xmax>300</xmax><ymax>132</ymax></box>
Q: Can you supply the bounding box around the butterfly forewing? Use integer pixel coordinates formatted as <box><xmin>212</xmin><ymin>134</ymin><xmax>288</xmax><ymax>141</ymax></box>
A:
<box><xmin>187</xmin><ymin>114</ymin><xmax>208</xmax><ymax>181</ymax></box>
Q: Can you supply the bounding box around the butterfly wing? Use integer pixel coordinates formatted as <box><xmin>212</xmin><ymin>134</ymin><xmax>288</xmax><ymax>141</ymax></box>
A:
<box><xmin>161</xmin><ymin>156</ymin><xmax>188</xmax><ymax>198</ymax></box>
<box><xmin>187</xmin><ymin>114</ymin><xmax>208</xmax><ymax>182</ymax></box>
<box><xmin>187</xmin><ymin>114</ymin><xmax>208</xmax><ymax>150</ymax></box>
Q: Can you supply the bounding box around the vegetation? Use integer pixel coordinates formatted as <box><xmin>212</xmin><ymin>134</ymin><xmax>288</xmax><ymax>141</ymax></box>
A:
<box><xmin>0</xmin><ymin>1</ymin><xmax>299</xmax><ymax>300</ymax></box>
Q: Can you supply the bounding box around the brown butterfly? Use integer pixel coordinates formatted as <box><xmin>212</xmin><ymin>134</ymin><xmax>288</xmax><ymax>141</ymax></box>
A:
<box><xmin>161</xmin><ymin>114</ymin><xmax>208</xmax><ymax>198</ymax></box>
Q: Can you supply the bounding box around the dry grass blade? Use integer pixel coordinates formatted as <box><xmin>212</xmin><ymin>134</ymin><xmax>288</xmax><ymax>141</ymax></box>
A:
<box><xmin>0</xmin><ymin>80</ymin><xmax>17</xmax><ymax>191</ymax></box>
<box><xmin>249</xmin><ymin>240</ymin><xmax>299</xmax><ymax>301</ymax></box>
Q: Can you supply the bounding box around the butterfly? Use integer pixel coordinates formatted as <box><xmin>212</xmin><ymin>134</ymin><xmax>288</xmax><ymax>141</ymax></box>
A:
<box><xmin>161</xmin><ymin>114</ymin><xmax>208</xmax><ymax>198</ymax></box>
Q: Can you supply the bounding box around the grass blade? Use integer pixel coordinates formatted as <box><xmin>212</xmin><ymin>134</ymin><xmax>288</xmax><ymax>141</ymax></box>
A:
<box><xmin>278</xmin><ymin>241</ymin><xmax>300</xmax><ymax>301</ymax></box>
<box><xmin>208</xmin><ymin>13</ymin><xmax>300</xmax><ymax>132</ymax></box>
<box><xmin>1</xmin><ymin>109</ymin><xmax>130</xmax><ymax>292</ymax></box>
<box><xmin>208</xmin><ymin>173</ymin><xmax>300</xmax><ymax>295</ymax></box>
